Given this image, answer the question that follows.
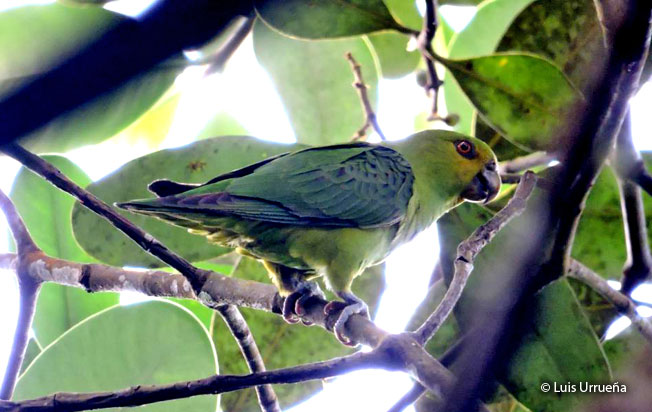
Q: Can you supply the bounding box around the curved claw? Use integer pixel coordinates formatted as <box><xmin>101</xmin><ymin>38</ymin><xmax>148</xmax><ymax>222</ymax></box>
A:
<box><xmin>281</xmin><ymin>281</ymin><xmax>325</xmax><ymax>325</ymax></box>
<box><xmin>329</xmin><ymin>292</ymin><xmax>369</xmax><ymax>346</ymax></box>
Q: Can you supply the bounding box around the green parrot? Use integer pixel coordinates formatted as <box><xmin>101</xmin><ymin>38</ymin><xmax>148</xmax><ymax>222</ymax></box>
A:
<box><xmin>117</xmin><ymin>130</ymin><xmax>500</xmax><ymax>344</ymax></box>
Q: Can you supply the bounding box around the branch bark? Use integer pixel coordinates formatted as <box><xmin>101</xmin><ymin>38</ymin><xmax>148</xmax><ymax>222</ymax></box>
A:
<box><xmin>215</xmin><ymin>305</ymin><xmax>280</xmax><ymax>412</ymax></box>
<box><xmin>345</xmin><ymin>52</ymin><xmax>386</xmax><ymax>141</ymax></box>
<box><xmin>0</xmin><ymin>189</ymin><xmax>41</xmax><ymax>400</ymax></box>
<box><xmin>414</xmin><ymin>171</ymin><xmax>537</xmax><ymax>344</ymax></box>
<box><xmin>441</xmin><ymin>2</ymin><xmax>652</xmax><ymax>411</ymax></box>
<box><xmin>567</xmin><ymin>259</ymin><xmax>652</xmax><ymax>344</ymax></box>
<box><xmin>611</xmin><ymin>111</ymin><xmax>652</xmax><ymax>294</ymax></box>
<box><xmin>417</xmin><ymin>0</ymin><xmax>446</xmax><ymax>122</ymax></box>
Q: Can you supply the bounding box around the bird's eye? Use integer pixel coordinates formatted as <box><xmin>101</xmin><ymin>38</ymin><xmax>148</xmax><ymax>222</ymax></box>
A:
<box><xmin>455</xmin><ymin>140</ymin><xmax>475</xmax><ymax>158</ymax></box>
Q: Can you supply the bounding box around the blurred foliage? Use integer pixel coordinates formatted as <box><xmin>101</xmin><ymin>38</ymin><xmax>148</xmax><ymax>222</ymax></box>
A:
<box><xmin>3</xmin><ymin>0</ymin><xmax>650</xmax><ymax>410</ymax></box>
<box><xmin>14</xmin><ymin>301</ymin><xmax>218</xmax><ymax>412</ymax></box>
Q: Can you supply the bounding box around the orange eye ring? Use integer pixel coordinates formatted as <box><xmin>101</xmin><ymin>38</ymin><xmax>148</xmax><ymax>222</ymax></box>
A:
<box><xmin>456</xmin><ymin>140</ymin><xmax>473</xmax><ymax>155</ymax></box>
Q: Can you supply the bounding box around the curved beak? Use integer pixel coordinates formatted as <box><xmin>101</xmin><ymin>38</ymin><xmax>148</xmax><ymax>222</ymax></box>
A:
<box><xmin>461</xmin><ymin>161</ymin><xmax>501</xmax><ymax>204</ymax></box>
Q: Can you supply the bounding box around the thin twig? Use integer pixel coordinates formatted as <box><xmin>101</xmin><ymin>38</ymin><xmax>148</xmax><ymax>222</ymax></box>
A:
<box><xmin>0</xmin><ymin>352</ymin><xmax>377</xmax><ymax>412</ymax></box>
<box><xmin>1</xmin><ymin>143</ymin><xmax>210</xmax><ymax>295</ymax></box>
<box><xmin>216</xmin><ymin>305</ymin><xmax>280</xmax><ymax>412</ymax></box>
<box><xmin>414</xmin><ymin>171</ymin><xmax>538</xmax><ymax>344</ymax></box>
<box><xmin>612</xmin><ymin>111</ymin><xmax>652</xmax><ymax>294</ymax></box>
<box><xmin>417</xmin><ymin>0</ymin><xmax>445</xmax><ymax>122</ymax></box>
<box><xmin>498</xmin><ymin>151</ymin><xmax>556</xmax><ymax>174</ymax></box>
<box><xmin>0</xmin><ymin>145</ymin><xmax>278</xmax><ymax>410</ymax></box>
<box><xmin>345</xmin><ymin>52</ymin><xmax>386</xmax><ymax>141</ymax></box>
<box><xmin>567</xmin><ymin>259</ymin><xmax>652</xmax><ymax>345</ymax></box>
<box><xmin>204</xmin><ymin>15</ymin><xmax>255</xmax><ymax>75</ymax></box>
<box><xmin>0</xmin><ymin>189</ymin><xmax>41</xmax><ymax>400</ymax></box>
<box><xmin>442</xmin><ymin>2</ymin><xmax>652</xmax><ymax>410</ymax></box>
<box><xmin>0</xmin><ymin>208</ymin><xmax>457</xmax><ymax>400</ymax></box>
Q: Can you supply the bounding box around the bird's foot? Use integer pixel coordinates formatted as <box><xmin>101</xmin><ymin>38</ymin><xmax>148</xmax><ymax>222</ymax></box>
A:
<box><xmin>282</xmin><ymin>281</ymin><xmax>325</xmax><ymax>326</ymax></box>
<box><xmin>324</xmin><ymin>292</ymin><xmax>369</xmax><ymax>346</ymax></box>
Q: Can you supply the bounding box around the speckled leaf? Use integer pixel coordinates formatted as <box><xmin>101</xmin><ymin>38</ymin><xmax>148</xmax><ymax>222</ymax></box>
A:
<box><xmin>10</xmin><ymin>156</ymin><xmax>119</xmax><ymax>346</ymax></box>
<box><xmin>368</xmin><ymin>32</ymin><xmax>420</xmax><ymax>78</ymax></box>
<box><xmin>14</xmin><ymin>301</ymin><xmax>218</xmax><ymax>411</ymax></box>
<box><xmin>441</xmin><ymin>53</ymin><xmax>582</xmax><ymax>150</ymax></box>
<box><xmin>254</xmin><ymin>0</ymin><xmax>403</xmax><ymax>39</ymax></box>
<box><xmin>0</xmin><ymin>4</ymin><xmax>182</xmax><ymax>153</ymax></box>
<box><xmin>496</xmin><ymin>0</ymin><xmax>606</xmax><ymax>95</ymax></box>
<box><xmin>572</xmin><ymin>153</ymin><xmax>652</xmax><ymax>280</ymax></box>
<box><xmin>437</xmin><ymin>203</ymin><xmax>611</xmax><ymax>412</ymax></box>
<box><xmin>444</xmin><ymin>0</ymin><xmax>536</xmax><ymax>135</ymax></box>
<box><xmin>72</xmin><ymin>136</ymin><xmax>304</xmax><ymax>268</ymax></box>
<box><xmin>502</xmin><ymin>280</ymin><xmax>612</xmax><ymax>412</ymax></box>
<box><xmin>253</xmin><ymin>21</ymin><xmax>379</xmax><ymax>145</ymax></box>
<box><xmin>474</xmin><ymin>117</ymin><xmax>530</xmax><ymax>161</ymax></box>
<box><xmin>215</xmin><ymin>257</ymin><xmax>385</xmax><ymax>412</ymax></box>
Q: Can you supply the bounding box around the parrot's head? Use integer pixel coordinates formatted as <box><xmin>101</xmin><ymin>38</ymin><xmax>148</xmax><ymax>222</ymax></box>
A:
<box><xmin>389</xmin><ymin>130</ymin><xmax>501</xmax><ymax>207</ymax></box>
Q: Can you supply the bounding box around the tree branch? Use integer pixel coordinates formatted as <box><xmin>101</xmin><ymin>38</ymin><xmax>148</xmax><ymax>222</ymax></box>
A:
<box><xmin>414</xmin><ymin>171</ymin><xmax>537</xmax><ymax>344</ymax></box>
<box><xmin>0</xmin><ymin>189</ymin><xmax>41</xmax><ymax>400</ymax></box>
<box><xmin>417</xmin><ymin>0</ymin><xmax>445</xmax><ymax>122</ymax></box>
<box><xmin>0</xmin><ymin>146</ymin><xmax>277</xmax><ymax>409</ymax></box>
<box><xmin>441</xmin><ymin>2</ymin><xmax>652</xmax><ymax>410</ymax></box>
<box><xmin>0</xmin><ymin>0</ymin><xmax>250</xmax><ymax>147</ymax></box>
<box><xmin>611</xmin><ymin>111</ymin><xmax>652</xmax><ymax>294</ymax></box>
<box><xmin>215</xmin><ymin>305</ymin><xmax>280</xmax><ymax>412</ymax></box>
<box><xmin>567</xmin><ymin>259</ymin><xmax>652</xmax><ymax>345</ymax></box>
<box><xmin>204</xmin><ymin>15</ymin><xmax>255</xmax><ymax>75</ymax></box>
<box><xmin>345</xmin><ymin>52</ymin><xmax>386</xmax><ymax>141</ymax></box>
<box><xmin>0</xmin><ymin>352</ymin><xmax>377</xmax><ymax>412</ymax></box>
<box><xmin>498</xmin><ymin>151</ymin><xmax>556</xmax><ymax>174</ymax></box>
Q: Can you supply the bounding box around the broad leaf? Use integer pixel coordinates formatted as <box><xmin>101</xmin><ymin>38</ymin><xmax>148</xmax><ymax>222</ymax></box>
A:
<box><xmin>437</xmin><ymin>203</ymin><xmax>611</xmax><ymax>412</ymax></box>
<box><xmin>10</xmin><ymin>156</ymin><xmax>119</xmax><ymax>346</ymax></box>
<box><xmin>440</xmin><ymin>53</ymin><xmax>582</xmax><ymax>150</ymax></box>
<box><xmin>503</xmin><ymin>280</ymin><xmax>612</xmax><ymax>412</ymax></box>
<box><xmin>496</xmin><ymin>0</ymin><xmax>607</xmax><ymax>95</ymax></box>
<box><xmin>15</xmin><ymin>301</ymin><xmax>218</xmax><ymax>411</ymax></box>
<box><xmin>253</xmin><ymin>21</ymin><xmax>379</xmax><ymax>145</ymax></box>
<box><xmin>72</xmin><ymin>136</ymin><xmax>303</xmax><ymax>268</ymax></box>
<box><xmin>383</xmin><ymin>0</ymin><xmax>422</xmax><ymax>31</ymax></box>
<box><xmin>254</xmin><ymin>0</ymin><xmax>403</xmax><ymax>39</ymax></box>
<box><xmin>196</xmin><ymin>113</ymin><xmax>248</xmax><ymax>141</ymax></box>
<box><xmin>19</xmin><ymin>339</ymin><xmax>41</xmax><ymax>375</ymax></box>
<box><xmin>215</xmin><ymin>257</ymin><xmax>385</xmax><ymax>412</ymax></box>
<box><xmin>573</xmin><ymin>153</ymin><xmax>652</xmax><ymax>280</ymax></box>
<box><xmin>368</xmin><ymin>32</ymin><xmax>420</xmax><ymax>79</ymax></box>
<box><xmin>444</xmin><ymin>0</ymin><xmax>536</xmax><ymax>135</ymax></box>
<box><xmin>0</xmin><ymin>4</ymin><xmax>182</xmax><ymax>153</ymax></box>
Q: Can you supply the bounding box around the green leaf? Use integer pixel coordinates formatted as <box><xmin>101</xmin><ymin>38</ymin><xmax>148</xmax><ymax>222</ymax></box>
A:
<box><xmin>368</xmin><ymin>32</ymin><xmax>420</xmax><ymax>78</ymax></box>
<box><xmin>254</xmin><ymin>0</ymin><xmax>403</xmax><ymax>39</ymax></box>
<box><xmin>383</xmin><ymin>0</ymin><xmax>422</xmax><ymax>31</ymax></box>
<box><xmin>502</xmin><ymin>280</ymin><xmax>612</xmax><ymax>412</ymax></box>
<box><xmin>253</xmin><ymin>21</ymin><xmax>379</xmax><ymax>145</ymax></box>
<box><xmin>496</xmin><ymin>0</ymin><xmax>607</xmax><ymax>95</ymax></box>
<box><xmin>10</xmin><ymin>156</ymin><xmax>119</xmax><ymax>345</ymax></box>
<box><xmin>72</xmin><ymin>136</ymin><xmax>304</xmax><ymax>268</ymax></box>
<box><xmin>440</xmin><ymin>53</ymin><xmax>582</xmax><ymax>151</ymax></box>
<box><xmin>444</xmin><ymin>0</ymin><xmax>536</xmax><ymax>135</ymax></box>
<box><xmin>10</xmin><ymin>156</ymin><xmax>92</xmax><ymax>262</ymax></box>
<box><xmin>215</xmin><ymin>257</ymin><xmax>385</xmax><ymax>412</ymax></box>
<box><xmin>196</xmin><ymin>113</ymin><xmax>248</xmax><ymax>141</ymax></box>
<box><xmin>0</xmin><ymin>4</ymin><xmax>182</xmax><ymax>153</ymax></box>
<box><xmin>19</xmin><ymin>339</ymin><xmax>41</xmax><ymax>375</ymax></box>
<box><xmin>474</xmin><ymin>117</ymin><xmax>530</xmax><ymax>161</ymax></box>
<box><xmin>15</xmin><ymin>301</ymin><xmax>218</xmax><ymax>411</ymax></box>
<box><xmin>437</xmin><ymin>203</ymin><xmax>611</xmax><ymax>411</ymax></box>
